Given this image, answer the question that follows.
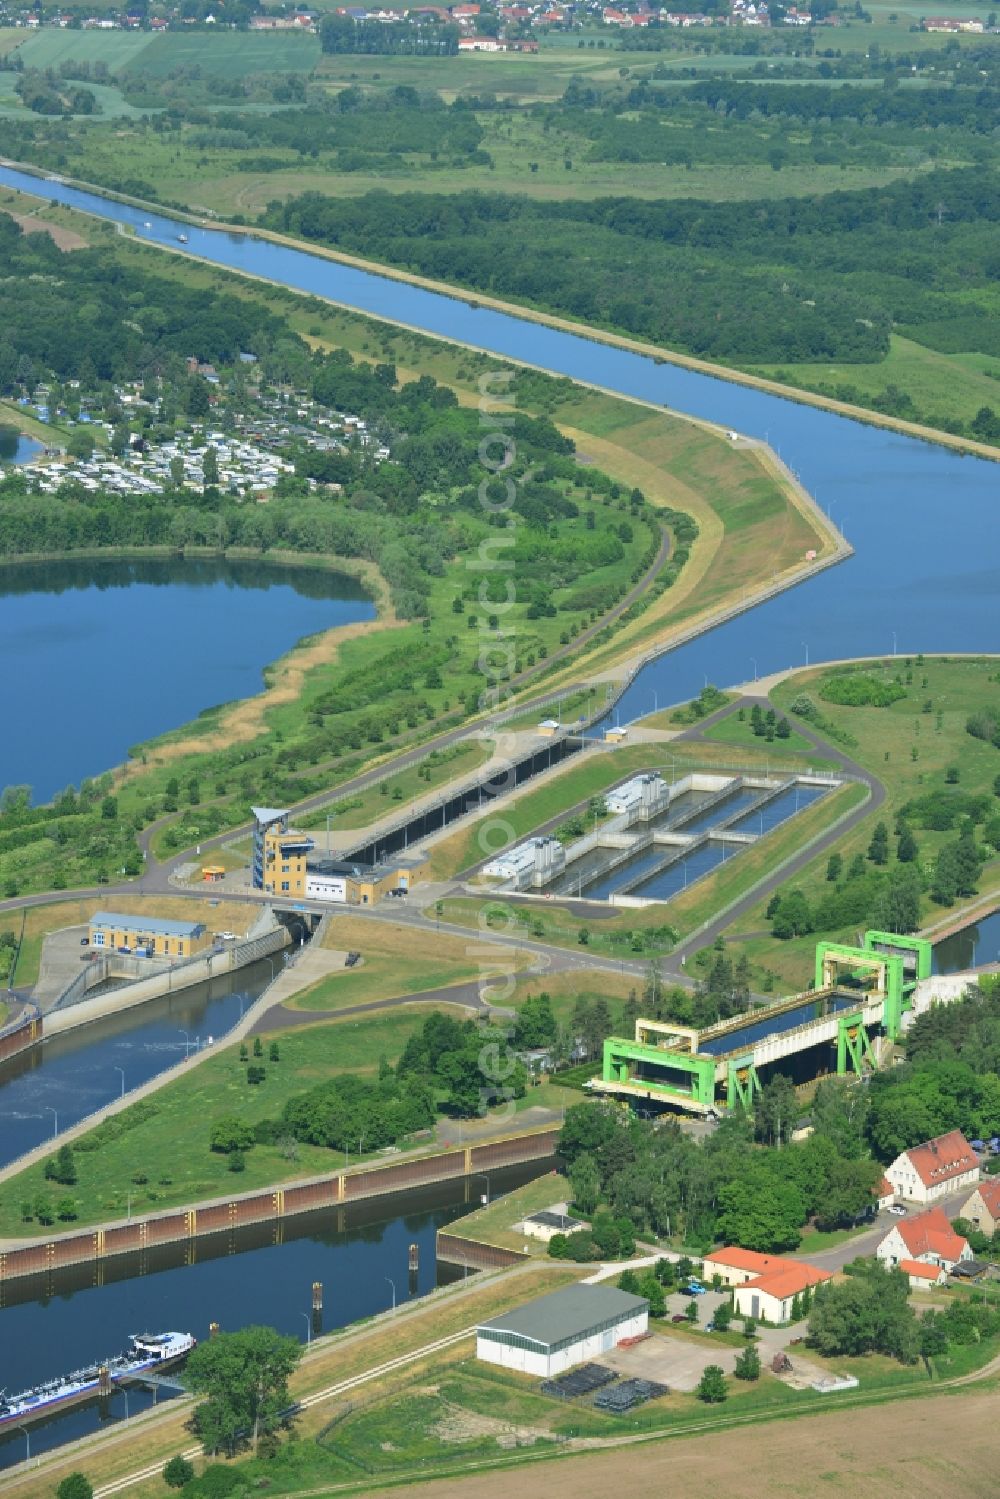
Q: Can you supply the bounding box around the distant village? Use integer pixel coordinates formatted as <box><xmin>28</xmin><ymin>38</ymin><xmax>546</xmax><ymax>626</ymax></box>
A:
<box><xmin>1</xmin><ymin>0</ymin><xmax>991</xmax><ymax>40</ymax></box>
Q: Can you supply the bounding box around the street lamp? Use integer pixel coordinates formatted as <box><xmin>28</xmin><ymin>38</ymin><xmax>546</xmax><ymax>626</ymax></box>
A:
<box><xmin>750</xmin><ymin>657</ymin><xmax>758</xmax><ymax>683</ymax></box>
<box><xmin>301</xmin><ymin>1312</ymin><xmax>311</xmax><ymax>1346</ymax></box>
<box><xmin>385</xmin><ymin>1276</ymin><xmax>397</xmax><ymax>1312</ymax></box>
<box><xmin>179</xmin><ymin>1029</ymin><xmax>191</xmax><ymax>1057</ymax></box>
<box><xmin>45</xmin><ymin>1106</ymin><xmax>58</xmax><ymax>1137</ymax></box>
<box><xmin>114</xmin><ymin>1065</ymin><xmax>125</xmax><ymax>1099</ymax></box>
<box><xmin>802</xmin><ymin>641</ymin><xmax>809</xmax><ymax>667</ymax></box>
<box><xmin>892</xmin><ymin>630</ymin><xmax>898</xmax><ymax>657</ymax></box>
<box><xmin>16</xmin><ymin>1426</ymin><xmax>29</xmax><ymax>1463</ymax></box>
<box><xmin>475</xmin><ymin>1173</ymin><xmax>491</xmax><ymax>1206</ymax></box>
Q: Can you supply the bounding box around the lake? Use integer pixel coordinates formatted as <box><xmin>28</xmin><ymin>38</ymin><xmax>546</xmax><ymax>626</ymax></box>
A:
<box><xmin>2</xmin><ymin>555</ymin><xmax>374</xmax><ymax>803</ymax></box>
<box><xmin>0</xmin><ymin>426</ymin><xmax>42</xmax><ymax>466</ymax></box>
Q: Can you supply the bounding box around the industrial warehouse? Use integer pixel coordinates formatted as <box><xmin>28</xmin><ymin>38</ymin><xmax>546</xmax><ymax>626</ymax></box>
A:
<box><xmin>476</xmin><ymin>1285</ymin><xmax>649</xmax><ymax>1378</ymax></box>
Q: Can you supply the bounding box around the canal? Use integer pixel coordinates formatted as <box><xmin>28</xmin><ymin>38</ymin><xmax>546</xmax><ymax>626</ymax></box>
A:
<box><xmin>0</xmin><ymin>958</ymin><xmax>278</xmax><ymax>1171</ymax></box>
<box><xmin>0</xmin><ymin>1159</ymin><xmax>551</xmax><ymax>1471</ymax></box>
<box><xmin>0</xmin><ymin>165</ymin><xmax>995</xmax><ymax>730</ymax></box>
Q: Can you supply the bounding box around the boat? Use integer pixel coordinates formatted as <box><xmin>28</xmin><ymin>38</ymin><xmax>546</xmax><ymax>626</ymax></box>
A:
<box><xmin>143</xmin><ymin>221</ymin><xmax>152</xmax><ymax>229</ymax></box>
<box><xmin>177</xmin><ymin>233</ymin><xmax>189</xmax><ymax>244</ymax></box>
<box><xmin>0</xmin><ymin>1332</ymin><xmax>196</xmax><ymax>1429</ymax></box>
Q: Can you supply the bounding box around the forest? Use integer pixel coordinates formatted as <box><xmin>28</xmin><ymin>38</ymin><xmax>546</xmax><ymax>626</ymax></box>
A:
<box><xmin>265</xmin><ymin>166</ymin><xmax>999</xmax><ymax>374</ymax></box>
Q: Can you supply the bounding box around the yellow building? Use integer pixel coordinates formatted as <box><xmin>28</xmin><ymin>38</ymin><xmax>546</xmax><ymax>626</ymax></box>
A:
<box><xmin>87</xmin><ymin>911</ymin><xmax>209</xmax><ymax>959</ymax></box>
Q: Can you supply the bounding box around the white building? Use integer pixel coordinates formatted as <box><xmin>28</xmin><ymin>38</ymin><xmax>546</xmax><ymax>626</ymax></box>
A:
<box><xmin>729</xmin><ymin>1262</ymin><xmax>832</xmax><ymax>1324</ymax></box>
<box><xmin>482</xmin><ymin>836</ymin><xmax>565</xmax><ymax>889</ymax></box>
<box><xmin>884</xmin><ymin>1130</ymin><xmax>979</xmax><ymax>1205</ymax></box>
<box><xmin>606</xmin><ymin>773</ymin><xmax>668</xmax><ymax>819</ymax></box>
<box><xmin>476</xmin><ymin>1284</ymin><xmax>648</xmax><ymax>1378</ymax></box>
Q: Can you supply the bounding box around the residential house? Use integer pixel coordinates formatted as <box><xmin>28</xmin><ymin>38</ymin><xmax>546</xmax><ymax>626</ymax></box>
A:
<box><xmin>884</xmin><ymin>1129</ymin><xmax>979</xmax><ymax>1204</ymax></box>
<box><xmin>898</xmin><ymin>1259</ymin><xmax>948</xmax><ymax>1291</ymax></box>
<box><xmin>960</xmin><ymin>1179</ymin><xmax>1000</xmax><ymax>1237</ymax></box>
<box><xmin>732</xmin><ymin>1262</ymin><xmax>832</xmax><ymax>1324</ymax></box>
<box><xmin>877</xmin><ymin>1206</ymin><xmax>972</xmax><ymax>1273</ymax></box>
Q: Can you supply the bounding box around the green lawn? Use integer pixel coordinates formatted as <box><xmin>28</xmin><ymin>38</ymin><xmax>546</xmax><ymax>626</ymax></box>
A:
<box><xmin>125</xmin><ymin>30</ymin><xmax>321</xmax><ymax>77</ymax></box>
<box><xmin>701</xmin><ymin>708</ymin><xmax>816</xmax><ymax>756</ymax></box>
<box><xmin>15</xmin><ymin>29</ymin><xmax>158</xmax><ymax>71</ymax></box>
<box><xmin>0</xmin><ymin>1006</ymin><xmax>451</xmax><ymax>1237</ymax></box>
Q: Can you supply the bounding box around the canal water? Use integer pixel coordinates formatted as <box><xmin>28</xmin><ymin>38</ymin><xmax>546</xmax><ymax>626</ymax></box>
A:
<box><xmin>0</xmin><ymin>555</ymin><xmax>374</xmax><ymax>804</ymax></box>
<box><xmin>0</xmin><ymin>1159</ymin><xmax>551</xmax><ymax>1471</ymax></box>
<box><xmin>0</xmin><ymin>166</ymin><xmax>995</xmax><ymax>734</ymax></box>
<box><xmin>0</xmin><ymin>958</ymin><xmax>277</xmax><ymax>1170</ymax></box>
<box><xmin>933</xmin><ymin>907</ymin><xmax>1000</xmax><ymax>975</ymax></box>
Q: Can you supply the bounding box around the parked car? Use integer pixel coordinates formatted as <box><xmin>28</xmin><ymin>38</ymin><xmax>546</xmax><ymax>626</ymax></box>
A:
<box><xmin>888</xmin><ymin>1204</ymin><xmax>907</xmax><ymax>1216</ymax></box>
<box><xmin>670</xmin><ymin>1314</ymin><xmax>687</xmax><ymax>1324</ymax></box>
<box><xmin>79</xmin><ymin>936</ymin><xmax>89</xmax><ymax>946</ymax></box>
<box><xmin>685</xmin><ymin>1283</ymin><xmax>707</xmax><ymax>1296</ymax></box>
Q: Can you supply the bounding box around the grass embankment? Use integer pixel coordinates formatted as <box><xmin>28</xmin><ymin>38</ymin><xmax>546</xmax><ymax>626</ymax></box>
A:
<box><xmin>6</xmin><ymin>894</ymin><xmax>259</xmax><ymax>988</ymax></box>
<box><xmin>0</xmin><ymin>1005</ymin><xmax>457</xmax><ymax>1237</ymax></box>
<box><xmin>296</xmin><ymin>739</ymin><xmax>493</xmax><ymax>834</ymax></box>
<box><xmin>723</xmin><ymin>655</ymin><xmax>1000</xmax><ymax>990</ymax></box>
<box><xmin>284</xmin><ymin>916</ymin><xmax>535</xmax><ymax>1013</ymax></box>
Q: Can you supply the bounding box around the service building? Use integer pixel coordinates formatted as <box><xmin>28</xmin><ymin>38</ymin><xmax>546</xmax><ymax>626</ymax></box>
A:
<box><xmin>476</xmin><ymin>1284</ymin><xmax>648</xmax><ymax>1378</ymax></box>
<box><xmin>87</xmin><ymin>911</ymin><xmax>209</xmax><ymax>959</ymax></box>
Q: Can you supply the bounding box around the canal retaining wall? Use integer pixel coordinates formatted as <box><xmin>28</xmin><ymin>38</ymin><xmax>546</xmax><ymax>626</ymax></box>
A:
<box><xmin>44</xmin><ymin>926</ymin><xmax>291</xmax><ymax>1038</ymax></box>
<box><xmin>0</xmin><ymin>1124</ymin><xmax>560</xmax><ymax>1283</ymax></box>
<box><xmin>436</xmin><ymin>1233</ymin><xmax>531</xmax><ymax>1272</ymax></box>
<box><xmin>0</xmin><ymin>1006</ymin><xmax>42</xmax><ymax>1065</ymax></box>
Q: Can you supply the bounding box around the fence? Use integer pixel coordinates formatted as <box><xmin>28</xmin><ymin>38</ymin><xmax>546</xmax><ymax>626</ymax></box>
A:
<box><xmin>0</xmin><ymin>1124</ymin><xmax>560</xmax><ymax>1284</ymax></box>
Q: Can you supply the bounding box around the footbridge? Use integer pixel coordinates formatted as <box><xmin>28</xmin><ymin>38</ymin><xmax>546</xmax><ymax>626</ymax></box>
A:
<box><xmin>592</xmin><ymin>932</ymin><xmax>935</xmax><ymax>1116</ymax></box>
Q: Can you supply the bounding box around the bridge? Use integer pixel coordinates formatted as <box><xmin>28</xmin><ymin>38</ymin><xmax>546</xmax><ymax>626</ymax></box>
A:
<box><xmin>592</xmin><ymin>931</ymin><xmax>937</xmax><ymax>1115</ymax></box>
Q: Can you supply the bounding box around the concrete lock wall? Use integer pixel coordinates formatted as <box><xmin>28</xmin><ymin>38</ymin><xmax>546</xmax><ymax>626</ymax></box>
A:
<box><xmin>0</xmin><ymin>1125</ymin><xmax>561</xmax><ymax>1283</ymax></box>
<box><xmin>45</xmin><ymin>927</ymin><xmax>290</xmax><ymax>1038</ymax></box>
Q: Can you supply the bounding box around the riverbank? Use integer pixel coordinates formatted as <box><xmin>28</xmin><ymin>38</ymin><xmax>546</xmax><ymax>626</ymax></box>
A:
<box><xmin>3</xmin><ymin>159</ymin><xmax>996</xmax><ymax>464</ymax></box>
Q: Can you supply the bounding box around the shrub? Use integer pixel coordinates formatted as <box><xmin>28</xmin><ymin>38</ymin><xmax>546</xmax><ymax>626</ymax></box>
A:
<box><xmin>163</xmin><ymin>1457</ymin><xmax>195</xmax><ymax>1489</ymax></box>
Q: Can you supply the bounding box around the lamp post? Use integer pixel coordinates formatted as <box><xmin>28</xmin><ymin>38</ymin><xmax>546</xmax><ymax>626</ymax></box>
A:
<box><xmin>802</xmin><ymin>641</ymin><xmax>809</xmax><ymax>667</ymax></box>
<box><xmin>17</xmin><ymin>1426</ymin><xmax>29</xmax><ymax>1463</ymax></box>
<box><xmin>114</xmin><ymin>1065</ymin><xmax>125</xmax><ymax>1099</ymax></box>
<box><xmin>475</xmin><ymin>1173</ymin><xmax>491</xmax><ymax>1206</ymax></box>
<box><xmin>301</xmin><ymin>1312</ymin><xmax>311</xmax><ymax>1346</ymax></box>
<box><xmin>179</xmin><ymin>1029</ymin><xmax>191</xmax><ymax>1057</ymax></box>
<box><xmin>750</xmin><ymin>657</ymin><xmax>758</xmax><ymax>683</ymax></box>
<box><xmin>385</xmin><ymin>1276</ymin><xmax>396</xmax><ymax>1312</ymax></box>
<box><xmin>45</xmin><ymin>1106</ymin><xmax>58</xmax><ymax>1137</ymax></box>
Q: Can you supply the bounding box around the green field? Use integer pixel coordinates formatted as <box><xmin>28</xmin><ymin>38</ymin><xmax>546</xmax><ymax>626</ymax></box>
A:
<box><xmin>748</xmin><ymin>335</ymin><xmax>1000</xmax><ymax>437</ymax></box>
<box><xmin>13</xmin><ymin>29</ymin><xmax>157</xmax><ymax>71</ymax></box>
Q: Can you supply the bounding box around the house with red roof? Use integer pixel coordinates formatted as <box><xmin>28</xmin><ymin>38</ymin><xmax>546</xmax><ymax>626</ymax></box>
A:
<box><xmin>875</xmin><ymin>1175</ymin><xmax>896</xmax><ymax>1211</ymax></box>
<box><xmin>877</xmin><ymin>1205</ymin><xmax>972</xmax><ymax>1273</ymax></box>
<box><xmin>732</xmin><ymin>1261</ymin><xmax>832</xmax><ymax>1324</ymax></box>
<box><xmin>702</xmin><ymin>1247</ymin><xmax>783</xmax><ymax>1287</ymax></box>
<box><xmin>960</xmin><ymin>1178</ymin><xmax>1000</xmax><ymax>1237</ymax></box>
<box><xmin>884</xmin><ymin>1130</ymin><xmax>979</xmax><ymax>1205</ymax></box>
<box><xmin>897</xmin><ymin>1258</ymin><xmax>948</xmax><ymax>1291</ymax></box>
